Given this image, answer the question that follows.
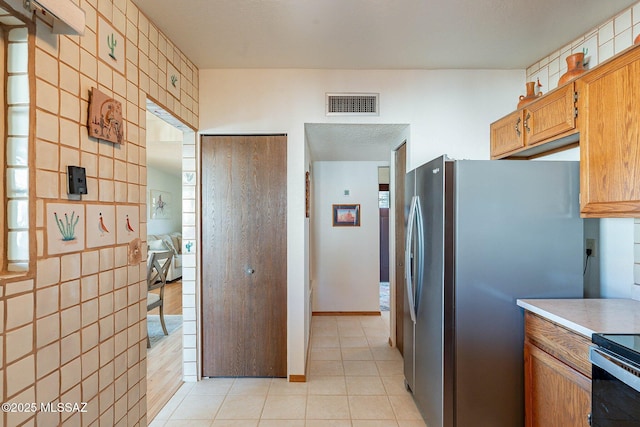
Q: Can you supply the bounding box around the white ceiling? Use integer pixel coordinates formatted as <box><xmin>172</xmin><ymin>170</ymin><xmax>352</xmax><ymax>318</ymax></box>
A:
<box><xmin>138</xmin><ymin>0</ymin><xmax>637</xmax><ymax>164</ymax></box>
<box><xmin>132</xmin><ymin>0</ymin><xmax>635</xmax><ymax>70</ymax></box>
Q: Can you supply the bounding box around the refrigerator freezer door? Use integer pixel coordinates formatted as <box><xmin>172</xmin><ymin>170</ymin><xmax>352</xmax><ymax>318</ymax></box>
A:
<box><xmin>403</xmin><ymin>170</ymin><xmax>416</xmax><ymax>393</ymax></box>
<box><xmin>412</xmin><ymin>155</ymin><xmax>448</xmax><ymax>427</ymax></box>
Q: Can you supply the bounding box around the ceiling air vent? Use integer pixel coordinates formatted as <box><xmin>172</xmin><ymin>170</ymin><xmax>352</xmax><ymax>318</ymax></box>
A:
<box><xmin>326</xmin><ymin>93</ymin><xmax>379</xmax><ymax>116</ymax></box>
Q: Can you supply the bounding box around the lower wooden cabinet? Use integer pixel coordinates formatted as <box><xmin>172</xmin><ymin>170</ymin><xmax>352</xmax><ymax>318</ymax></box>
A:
<box><xmin>524</xmin><ymin>312</ymin><xmax>592</xmax><ymax>427</ymax></box>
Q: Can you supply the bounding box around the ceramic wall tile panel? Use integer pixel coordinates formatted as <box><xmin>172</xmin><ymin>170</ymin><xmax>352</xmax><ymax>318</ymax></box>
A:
<box><xmin>115</xmin><ymin>205</ymin><xmax>139</xmax><ymax>244</ymax></box>
<box><xmin>46</xmin><ymin>203</ymin><xmax>85</xmax><ymax>255</ymax></box>
<box><xmin>86</xmin><ymin>204</ymin><xmax>116</xmax><ymax>248</ymax></box>
<box><xmin>98</xmin><ymin>17</ymin><xmax>125</xmax><ymax>75</ymax></box>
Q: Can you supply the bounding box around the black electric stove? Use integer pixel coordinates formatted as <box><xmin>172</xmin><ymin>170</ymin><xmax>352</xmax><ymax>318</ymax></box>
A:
<box><xmin>593</xmin><ymin>333</ymin><xmax>640</xmax><ymax>365</ymax></box>
<box><xmin>591</xmin><ymin>333</ymin><xmax>640</xmax><ymax>426</ymax></box>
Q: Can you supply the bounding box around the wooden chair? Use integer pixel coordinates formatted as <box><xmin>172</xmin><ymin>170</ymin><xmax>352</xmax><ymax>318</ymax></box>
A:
<box><xmin>147</xmin><ymin>250</ymin><xmax>174</xmax><ymax>348</ymax></box>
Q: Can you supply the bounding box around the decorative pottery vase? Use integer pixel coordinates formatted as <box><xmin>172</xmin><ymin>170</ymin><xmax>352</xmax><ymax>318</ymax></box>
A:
<box><xmin>518</xmin><ymin>81</ymin><xmax>542</xmax><ymax>108</ymax></box>
<box><xmin>558</xmin><ymin>52</ymin><xmax>586</xmax><ymax>85</ymax></box>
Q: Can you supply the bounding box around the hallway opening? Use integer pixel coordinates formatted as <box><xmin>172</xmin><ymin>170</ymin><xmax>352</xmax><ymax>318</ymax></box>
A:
<box><xmin>145</xmin><ymin>100</ymin><xmax>190</xmax><ymax>421</ymax></box>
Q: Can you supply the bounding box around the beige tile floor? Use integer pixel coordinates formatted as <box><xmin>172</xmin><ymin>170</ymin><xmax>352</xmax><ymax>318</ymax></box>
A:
<box><xmin>150</xmin><ymin>312</ymin><xmax>426</xmax><ymax>427</ymax></box>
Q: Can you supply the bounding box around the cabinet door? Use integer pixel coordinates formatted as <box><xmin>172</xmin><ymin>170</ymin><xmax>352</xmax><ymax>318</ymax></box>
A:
<box><xmin>524</xmin><ymin>83</ymin><xmax>576</xmax><ymax>146</ymax></box>
<box><xmin>525</xmin><ymin>342</ymin><xmax>591</xmax><ymax>427</ymax></box>
<box><xmin>578</xmin><ymin>47</ymin><xmax>640</xmax><ymax>217</ymax></box>
<box><xmin>490</xmin><ymin>110</ymin><xmax>524</xmax><ymax>158</ymax></box>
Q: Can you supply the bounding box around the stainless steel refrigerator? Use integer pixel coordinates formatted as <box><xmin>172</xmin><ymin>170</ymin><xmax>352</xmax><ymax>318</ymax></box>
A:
<box><xmin>404</xmin><ymin>155</ymin><xmax>583</xmax><ymax>427</ymax></box>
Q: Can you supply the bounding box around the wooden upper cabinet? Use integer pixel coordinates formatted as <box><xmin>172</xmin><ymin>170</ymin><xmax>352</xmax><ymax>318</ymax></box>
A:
<box><xmin>577</xmin><ymin>46</ymin><xmax>640</xmax><ymax>217</ymax></box>
<box><xmin>490</xmin><ymin>83</ymin><xmax>577</xmax><ymax>159</ymax></box>
<box><xmin>524</xmin><ymin>84</ymin><xmax>577</xmax><ymax>146</ymax></box>
<box><xmin>490</xmin><ymin>110</ymin><xmax>524</xmax><ymax>158</ymax></box>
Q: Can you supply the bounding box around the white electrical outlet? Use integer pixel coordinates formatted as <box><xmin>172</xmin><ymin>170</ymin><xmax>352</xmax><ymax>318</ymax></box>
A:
<box><xmin>586</xmin><ymin>238</ymin><xmax>597</xmax><ymax>258</ymax></box>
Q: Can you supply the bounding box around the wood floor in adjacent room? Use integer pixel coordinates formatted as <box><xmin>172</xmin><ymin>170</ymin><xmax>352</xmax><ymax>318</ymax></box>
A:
<box><xmin>147</xmin><ymin>279</ymin><xmax>183</xmax><ymax>422</ymax></box>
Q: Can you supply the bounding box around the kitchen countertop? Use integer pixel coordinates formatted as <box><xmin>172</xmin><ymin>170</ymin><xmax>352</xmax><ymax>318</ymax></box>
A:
<box><xmin>517</xmin><ymin>298</ymin><xmax>640</xmax><ymax>338</ymax></box>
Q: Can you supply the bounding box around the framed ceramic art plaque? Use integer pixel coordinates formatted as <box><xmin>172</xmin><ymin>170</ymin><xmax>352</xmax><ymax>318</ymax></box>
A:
<box><xmin>88</xmin><ymin>87</ymin><xmax>124</xmax><ymax>144</ymax></box>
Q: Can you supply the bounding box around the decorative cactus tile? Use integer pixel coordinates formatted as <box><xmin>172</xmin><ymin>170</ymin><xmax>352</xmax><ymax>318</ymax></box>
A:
<box><xmin>98</xmin><ymin>17</ymin><xmax>125</xmax><ymax>75</ymax></box>
<box><xmin>167</xmin><ymin>62</ymin><xmax>181</xmax><ymax>100</ymax></box>
<box><xmin>116</xmin><ymin>205</ymin><xmax>139</xmax><ymax>244</ymax></box>
<box><xmin>47</xmin><ymin>203</ymin><xmax>85</xmax><ymax>255</ymax></box>
<box><xmin>86</xmin><ymin>205</ymin><xmax>116</xmax><ymax>248</ymax></box>
<box><xmin>184</xmin><ymin>240</ymin><xmax>195</xmax><ymax>254</ymax></box>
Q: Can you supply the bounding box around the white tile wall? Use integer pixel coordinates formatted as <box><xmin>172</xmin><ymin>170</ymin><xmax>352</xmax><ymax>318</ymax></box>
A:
<box><xmin>182</xmin><ymin>132</ymin><xmax>199</xmax><ymax>381</ymax></box>
<box><xmin>1</xmin><ymin>0</ymin><xmax>199</xmax><ymax>424</ymax></box>
<box><xmin>527</xmin><ymin>2</ymin><xmax>640</xmax><ymax>91</ymax></box>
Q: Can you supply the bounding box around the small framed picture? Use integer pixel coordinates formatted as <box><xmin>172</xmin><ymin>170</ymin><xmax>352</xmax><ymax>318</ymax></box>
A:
<box><xmin>332</xmin><ymin>204</ymin><xmax>360</xmax><ymax>227</ymax></box>
<box><xmin>150</xmin><ymin>189</ymin><xmax>172</xmax><ymax>219</ymax></box>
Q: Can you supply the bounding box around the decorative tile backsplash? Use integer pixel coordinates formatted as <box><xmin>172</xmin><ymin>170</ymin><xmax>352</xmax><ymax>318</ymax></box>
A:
<box><xmin>526</xmin><ymin>4</ymin><xmax>640</xmax><ymax>91</ymax></box>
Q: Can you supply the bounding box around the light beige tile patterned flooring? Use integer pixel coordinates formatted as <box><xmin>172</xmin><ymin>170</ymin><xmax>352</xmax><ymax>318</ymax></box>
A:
<box><xmin>150</xmin><ymin>313</ymin><xmax>426</xmax><ymax>427</ymax></box>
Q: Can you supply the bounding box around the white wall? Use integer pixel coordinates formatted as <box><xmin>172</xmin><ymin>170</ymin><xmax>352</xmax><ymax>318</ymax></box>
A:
<box><xmin>312</xmin><ymin>161</ymin><xmax>387</xmax><ymax>312</ymax></box>
<box><xmin>198</xmin><ymin>68</ymin><xmax>524</xmax><ymax>377</ymax></box>
<box><xmin>147</xmin><ymin>166</ymin><xmax>183</xmax><ymax>235</ymax></box>
<box><xmin>600</xmin><ymin>219</ymin><xmax>635</xmax><ymax>297</ymax></box>
<box><xmin>537</xmin><ymin>147</ymin><xmax>635</xmax><ymax>298</ymax></box>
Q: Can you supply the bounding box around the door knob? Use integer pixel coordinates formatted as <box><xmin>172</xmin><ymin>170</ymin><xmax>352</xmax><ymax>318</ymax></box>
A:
<box><xmin>245</xmin><ymin>268</ymin><xmax>255</xmax><ymax>275</ymax></box>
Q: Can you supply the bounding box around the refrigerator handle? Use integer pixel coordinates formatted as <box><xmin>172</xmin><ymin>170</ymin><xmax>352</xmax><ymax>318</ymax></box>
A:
<box><xmin>415</xmin><ymin>197</ymin><xmax>425</xmax><ymax>317</ymax></box>
<box><xmin>405</xmin><ymin>195</ymin><xmax>419</xmax><ymax>324</ymax></box>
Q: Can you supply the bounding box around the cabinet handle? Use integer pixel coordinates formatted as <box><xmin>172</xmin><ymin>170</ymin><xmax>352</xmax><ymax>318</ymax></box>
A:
<box><xmin>515</xmin><ymin>117</ymin><xmax>521</xmax><ymax>137</ymax></box>
<box><xmin>524</xmin><ymin>113</ymin><xmax>531</xmax><ymax>133</ymax></box>
<box><xmin>587</xmin><ymin>412</ymin><xmax>592</xmax><ymax>426</ymax></box>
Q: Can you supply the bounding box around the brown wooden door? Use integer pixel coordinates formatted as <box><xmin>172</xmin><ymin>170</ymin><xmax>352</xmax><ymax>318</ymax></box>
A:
<box><xmin>201</xmin><ymin>134</ymin><xmax>287</xmax><ymax>377</ymax></box>
<box><xmin>394</xmin><ymin>143</ymin><xmax>406</xmax><ymax>354</ymax></box>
